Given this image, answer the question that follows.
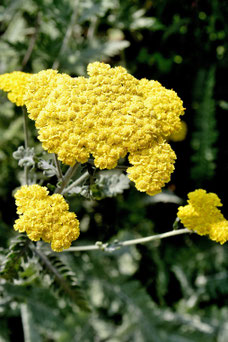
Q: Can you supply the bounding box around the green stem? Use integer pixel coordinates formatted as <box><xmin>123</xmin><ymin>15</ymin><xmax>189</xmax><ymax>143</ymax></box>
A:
<box><xmin>64</xmin><ymin>228</ymin><xmax>192</xmax><ymax>252</ymax></box>
<box><xmin>63</xmin><ymin>171</ymin><xmax>89</xmax><ymax>194</ymax></box>
<box><xmin>22</xmin><ymin>106</ymin><xmax>29</xmax><ymax>185</ymax></box>
<box><xmin>20</xmin><ymin>304</ymin><xmax>32</xmax><ymax>342</ymax></box>
<box><xmin>55</xmin><ymin>162</ymin><xmax>79</xmax><ymax>194</ymax></box>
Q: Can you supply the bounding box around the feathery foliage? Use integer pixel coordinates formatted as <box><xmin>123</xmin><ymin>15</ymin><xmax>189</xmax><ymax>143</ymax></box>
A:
<box><xmin>191</xmin><ymin>67</ymin><xmax>218</xmax><ymax>183</ymax></box>
<box><xmin>0</xmin><ymin>235</ymin><xmax>31</xmax><ymax>281</ymax></box>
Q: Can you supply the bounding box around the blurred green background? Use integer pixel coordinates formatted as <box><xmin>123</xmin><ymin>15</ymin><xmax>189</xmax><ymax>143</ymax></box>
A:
<box><xmin>0</xmin><ymin>0</ymin><xmax>228</xmax><ymax>341</ymax></box>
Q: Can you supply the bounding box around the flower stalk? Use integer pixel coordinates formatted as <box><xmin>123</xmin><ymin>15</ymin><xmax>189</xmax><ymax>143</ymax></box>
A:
<box><xmin>63</xmin><ymin>171</ymin><xmax>90</xmax><ymax>194</ymax></box>
<box><xmin>53</xmin><ymin>153</ymin><xmax>63</xmax><ymax>180</ymax></box>
<box><xmin>55</xmin><ymin>162</ymin><xmax>79</xmax><ymax>194</ymax></box>
<box><xmin>64</xmin><ymin>228</ymin><xmax>192</xmax><ymax>252</ymax></box>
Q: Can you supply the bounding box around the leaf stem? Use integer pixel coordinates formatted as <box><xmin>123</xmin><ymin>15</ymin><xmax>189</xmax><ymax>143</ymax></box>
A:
<box><xmin>63</xmin><ymin>171</ymin><xmax>89</xmax><ymax>194</ymax></box>
<box><xmin>55</xmin><ymin>162</ymin><xmax>79</xmax><ymax>194</ymax></box>
<box><xmin>64</xmin><ymin>228</ymin><xmax>192</xmax><ymax>252</ymax></box>
<box><xmin>32</xmin><ymin>247</ymin><xmax>78</xmax><ymax>301</ymax></box>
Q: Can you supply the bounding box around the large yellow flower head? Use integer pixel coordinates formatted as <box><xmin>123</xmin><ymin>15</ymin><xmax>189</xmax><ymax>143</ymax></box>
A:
<box><xmin>14</xmin><ymin>184</ymin><xmax>80</xmax><ymax>252</ymax></box>
<box><xmin>177</xmin><ymin>189</ymin><xmax>228</xmax><ymax>244</ymax></box>
<box><xmin>0</xmin><ymin>71</ymin><xmax>32</xmax><ymax>106</ymax></box>
<box><xmin>0</xmin><ymin>62</ymin><xmax>185</xmax><ymax>195</ymax></box>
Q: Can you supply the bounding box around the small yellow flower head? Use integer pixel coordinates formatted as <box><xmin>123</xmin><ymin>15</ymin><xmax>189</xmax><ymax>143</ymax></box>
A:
<box><xmin>14</xmin><ymin>184</ymin><xmax>80</xmax><ymax>252</ymax></box>
<box><xmin>0</xmin><ymin>71</ymin><xmax>32</xmax><ymax>106</ymax></box>
<box><xmin>127</xmin><ymin>138</ymin><xmax>176</xmax><ymax>195</ymax></box>
<box><xmin>177</xmin><ymin>189</ymin><xmax>228</xmax><ymax>244</ymax></box>
<box><xmin>167</xmin><ymin>121</ymin><xmax>187</xmax><ymax>142</ymax></box>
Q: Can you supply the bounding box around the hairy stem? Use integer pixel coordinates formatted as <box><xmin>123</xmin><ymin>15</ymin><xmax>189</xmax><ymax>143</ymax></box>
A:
<box><xmin>22</xmin><ymin>106</ymin><xmax>29</xmax><ymax>185</ymax></box>
<box><xmin>55</xmin><ymin>162</ymin><xmax>79</xmax><ymax>194</ymax></box>
<box><xmin>63</xmin><ymin>171</ymin><xmax>89</xmax><ymax>194</ymax></box>
<box><xmin>64</xmin><ymin>228</ymin><xmax>192</xmax><ymax>252</ymax></box>
<box><xmin>53</xmin><ymin>154</ymin><xmax>63</xmax><ymax>180</ymax></box>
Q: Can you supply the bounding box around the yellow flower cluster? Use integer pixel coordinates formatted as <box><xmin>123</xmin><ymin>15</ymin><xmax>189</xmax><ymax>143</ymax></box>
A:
<box><xmin>0</xmin><ymin>71</ymin><xmax>32</xmax><ymax>106</ymax></box>
<box><xmin>128</xmin><ymin>138</ymin><xmax>176</xmax><ymax>195</ymax></box>
<box><xmin>168</xmin><ymin>121</ymin><xmax>187</xmax><ymax>142</ymax></box>
<box><xmin>177</xmin><ymin>189</ymin><xmax>228</xmax><ymax>244</ymax></box>
<box><xmin>0</xmin><ymin>62</ymin><xmax>185</xmax><ymax>195</ymax></box>
<box><xmin>14</xmin><ymin>184</ymin><xmax>80</xmax><ymax>252</ymax></box>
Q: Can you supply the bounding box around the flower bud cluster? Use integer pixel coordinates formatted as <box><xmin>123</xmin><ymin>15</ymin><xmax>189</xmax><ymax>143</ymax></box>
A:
<box><xmin>14</xmin><ymin>184</ymin><xmax>80</xmax><ymax>251</ymax></box>
<box><xmin>178</xmin><ymin>189</ymin><xmax>228</xmax><ymax>244</ymax></box>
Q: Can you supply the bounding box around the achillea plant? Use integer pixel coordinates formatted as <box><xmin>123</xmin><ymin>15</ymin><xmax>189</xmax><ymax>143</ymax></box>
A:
<box><xmin>0</xmin><ymin>62</ymin><xmax>227</xmax><ymax>254</ymax></box>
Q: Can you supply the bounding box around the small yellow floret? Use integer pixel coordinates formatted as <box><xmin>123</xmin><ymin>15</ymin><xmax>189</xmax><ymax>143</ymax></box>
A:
<box><xmin>0</xmin><ymin>71</ymin><xmax>32</xmax><ymax>106</ymax></box>
<box><xmin>168</xmin><ymin>121</ymin><xmax>187</xmax><ymax>142</ymax></box>
<box><xmin>14</xmin><ymin>184</ymin><xmax>80</xmax><ymax>252</ymax></box>
<box><xmin>177</xmin><ymin>189</ymin><xmax>228</xmax><ymax>244</ymax></box>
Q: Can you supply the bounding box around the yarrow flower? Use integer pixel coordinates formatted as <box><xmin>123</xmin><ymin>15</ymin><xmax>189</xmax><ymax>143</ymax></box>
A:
<box><xmin>0</xmin><ymin>62</ymin><xmax>185</xmax><ymax>195</ymax></box>
<box><xmin>14</xmin><ymin>184</ymin><xmax>80</xmax><ymax>252</ymax></box>
<box><xmin>177</xmin><ymin>189</ymin><xmax>228</xmax><ymax>244</ymax></box>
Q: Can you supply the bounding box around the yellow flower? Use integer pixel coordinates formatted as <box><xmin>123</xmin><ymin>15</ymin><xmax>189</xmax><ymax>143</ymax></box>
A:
<box><xmin>127</xmin><ymin>137</ymin><xmax>176</xmax><ymax>195</ymax></box>
<box><xmin>177</xmin><ymin>189</ymin><xmax>228</xmax><ymax>244</ymax></box>
<box><xmin>0</xmin><ymin>71</ymin><xmax>32</xmax><ymax>106</ymax></box>
<box><xmin>14</xmin><ymin>184</ymin><xmax>80</xmax><ymax>252</ymax></box>
<box><xmin>167</xmin><ymin>121</ymin><xmax>187</xmax><ymax>142</ymax></box>
<box><xmin>0</xmin><ymin>62</ymin><xmax>185</xmax><ymax>195</ymax></box>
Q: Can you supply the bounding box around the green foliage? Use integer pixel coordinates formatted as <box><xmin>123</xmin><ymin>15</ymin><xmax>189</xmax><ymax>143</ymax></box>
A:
<box><xmin>191</xmin><ymin>67</ymin><xmax>218</xmax><ymax>183</ymax></box>
<box><xmin>13</xmin><ymin>146</ymin><xmax>35</xmax><ymax>169</ymax></box>
<box><xmin>38</xmin><ymin>157</ymin><xmax>58</xmax><ymax>178</ymax></box>
<box><xmin>68</xmin><ymin>169</ymin><xmax>130</xmax><ymax>200</ymax></box>
<box><xmin>34</xmin><ymin>250</ymin><xmax>91</xmax><ymax>312</ymax></box>
<box><xmin>0</xmin><ymin>235</ymin><xmax>31</xmax><ymax>281</ymax></box>
<box><xmin>94</xmin><ymin>170</ymin><xmax>130</xmax><ymax>199</ymax></box>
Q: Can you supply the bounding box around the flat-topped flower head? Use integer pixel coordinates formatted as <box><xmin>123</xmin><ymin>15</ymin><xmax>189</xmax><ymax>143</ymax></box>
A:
<box><xmin>14</xmin><ymin>184</ymin><xmax>80</xmax><ymax>252</ymax></box>
<box><xmin>0</xmin><ymin>71</ymin><xmax>32</xmax><ymax>106</ymax></box>
<box><xmin>0</xmin><ymin>63</ymin><xmax>185</xmax><ymax>195</ymax></box>
<box><xmin>177</xmin><ymin>189</ymin><xmax>228</xmax><ymax>244</ymax></box>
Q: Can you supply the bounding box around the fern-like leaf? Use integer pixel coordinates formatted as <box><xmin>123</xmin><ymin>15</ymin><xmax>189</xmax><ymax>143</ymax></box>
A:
<box><xmin>0</xmin><ymin>235</ymin><xmax>31</xmax><ymax>281</ymax></box>
<box><xmin>33</xmin><ymin>248</ymin><xmax>90</xmax><ymax>312</ymax></box>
